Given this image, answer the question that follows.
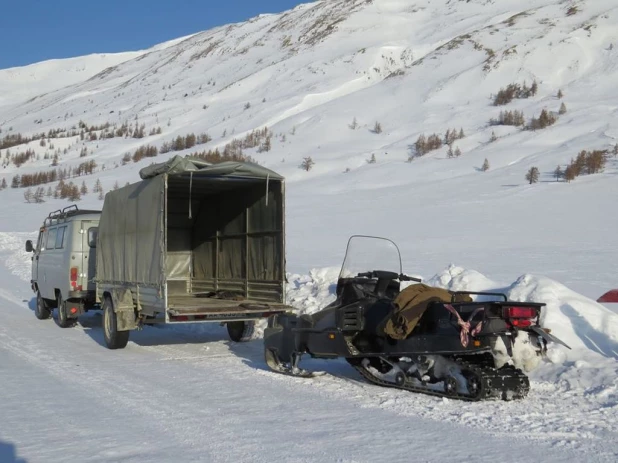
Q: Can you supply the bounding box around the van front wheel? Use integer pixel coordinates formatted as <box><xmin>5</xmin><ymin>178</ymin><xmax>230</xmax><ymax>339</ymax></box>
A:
<box><xmin>103</xmin><ymin>297</ymin><xmax>130</xmax><ymax>350</ymax></box>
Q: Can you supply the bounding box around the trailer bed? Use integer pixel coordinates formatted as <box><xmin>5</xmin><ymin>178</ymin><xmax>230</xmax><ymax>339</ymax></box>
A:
<box><xmin>167</xmin><ymin>294</ymin><xmax>290</xmax><ymax>321</ymax></box>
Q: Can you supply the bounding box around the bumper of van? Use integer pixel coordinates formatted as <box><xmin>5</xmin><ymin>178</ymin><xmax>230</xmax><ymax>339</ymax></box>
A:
<box><xmin>68</xmin><ymin>290</ymin><xmax>95</xmax><ymax>300</ymax></box>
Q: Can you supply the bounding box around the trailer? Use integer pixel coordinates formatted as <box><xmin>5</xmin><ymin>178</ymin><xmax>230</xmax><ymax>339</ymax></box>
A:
<box><xmin>96</xmin><ymin>155</ymin><xmax>290</xmax><ymax>349</ymax></box>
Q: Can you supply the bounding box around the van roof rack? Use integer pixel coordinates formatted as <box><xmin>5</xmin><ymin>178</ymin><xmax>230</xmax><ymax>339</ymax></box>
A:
<box><xmin>44</xmin><ymin>205</ymin><xmax>101</xmax><ymax>226</ymax></box>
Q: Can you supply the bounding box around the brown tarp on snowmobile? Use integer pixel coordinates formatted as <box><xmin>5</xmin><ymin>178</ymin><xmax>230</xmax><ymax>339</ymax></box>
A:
<box><xmin>383</xmin><ymin>284</ymin><xmax>472</xmax><ymax>340</ymax></box>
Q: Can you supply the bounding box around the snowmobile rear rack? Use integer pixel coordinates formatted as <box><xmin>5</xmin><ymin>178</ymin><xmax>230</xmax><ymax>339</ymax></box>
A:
<box><xmin>450</xmin><ymin>291</ymin><xmax>508</xmax><ymax>302</ymax></box>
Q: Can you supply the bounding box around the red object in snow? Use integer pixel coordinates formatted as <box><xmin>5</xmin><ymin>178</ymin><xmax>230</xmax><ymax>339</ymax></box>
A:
<box><xmin>597</xmin><ymin>290</ymin><xmax>618</xmax><ymax>303</ymax></box>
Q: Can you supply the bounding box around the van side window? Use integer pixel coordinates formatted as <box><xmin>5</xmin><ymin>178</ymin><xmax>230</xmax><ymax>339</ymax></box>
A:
<box><xmin>46</xmin><ymin>228</ymin><xmax>57</xmax><ymax>250</ymax></box>
<box><xmin>88</xmin><ymin>227</ymin><xmax>98</xmax><ymax>248</ymax></box>
<box><xmin>55</xmin><ymin>226</ymin><xmax>67</xmax><ymax>249</ymax></box>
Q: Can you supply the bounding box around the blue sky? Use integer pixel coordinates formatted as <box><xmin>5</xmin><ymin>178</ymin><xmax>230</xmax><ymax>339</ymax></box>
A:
<box><xmin>0</xmin><ymin>0</ymin><xmax>306</xmax><ymax>69</ymax></box>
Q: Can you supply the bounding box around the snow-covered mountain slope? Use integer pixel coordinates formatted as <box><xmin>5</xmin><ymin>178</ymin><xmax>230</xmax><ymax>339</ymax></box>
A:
<box><xmin>0</xmin><ymin>1</ymin><xmax>617</xmax><ymax>460</ymax></box>
<box><xmin>0</xmin><ymin>0</ymin><xmax>616</xmax><ymax>297</ymax></box>
<box><xmin>0</xmin><ymin>52</ymin><xmax>144</xmax><ymax>107</ymax></box>
<box><xmin>0</xmin><ymin>35</ymin><xmax>191</xmax><ymax>108</ymax></box>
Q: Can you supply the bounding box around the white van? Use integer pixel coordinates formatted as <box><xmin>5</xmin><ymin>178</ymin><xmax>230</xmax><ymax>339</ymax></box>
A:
<box><xmin>26</xmin><ymin>206</ymin><xmax>101</xmax><ymax>327</ymax></box>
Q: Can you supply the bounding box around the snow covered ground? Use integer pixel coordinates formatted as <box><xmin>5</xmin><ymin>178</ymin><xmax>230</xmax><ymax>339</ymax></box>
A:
<box><xmin>1</xmin><ymin>0</ymin><xmax>618</xmax><ymax>461</ymax></box>
<box><xmin>0</xmin><ymin>231</ymin><xmax>617</xmax><ymax>462</ymax></box>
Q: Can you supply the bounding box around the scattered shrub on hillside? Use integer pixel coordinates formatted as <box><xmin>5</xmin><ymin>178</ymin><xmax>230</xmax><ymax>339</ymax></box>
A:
<box><xmin>415</xmin><ymin>133</ymin><xmax>443</xmax><ymax>156</ymax></box>
<box><xmin>24</xmin><ymin>187</ymin><xmax>46</xmax><ymax>203</ymax></box>
<box><xmin>244</xmin><ymin>102</ymin><xmax>251</xmax><ymax>110</ymax></box>
<box><xmin>0</xmin><ymin>132</ymin><xmax>28</xmax><ymax>150</ymax></box>
<box><xmin>132</xmin><ymin>144</ymin><xmax>158</xmax><ymax>163</ymax></box>
<box><xmin>527</xmin><ymin>109</ymin><xmax>557</xmax><ymax>130</ymax></box>
<box><xmin>613</xmin><ymin>144</ymin><xmax>618</xmax><ymax>156</ymax></box>
<box><xmin>566</xmin><ymin>6</ymin><xmax>578</xmax><ymax>16</ymax></box>
<box><xmin>372</xmin><ymin>122</ymin><xmax>383</xmax><ymax>134</ymax></box>
<box><xmin>0</xmin><ymin>178</ymin><xmax>7</xmax><ymax>190</ymax></box>
<box><xmin>18</xmin><ymin>170</ymin><xmax>58</xmax><ymax>188</ymax></box>
<box><xmin>300</xmin><ymin>157</ymin><xmax>315</xmax><ymax>171</ymax></box>
<box><xmin>56</xmin><ymin>181</ymin><xmax>80</xmax><ymax>201</ymax></box>
<box><xmin>563</xmin><ymin>165</ymin><xmax>576</xmax><ymax>182</ymax></box>
<box><xmin>190</xmin><ymin>149</ymin><xmax>255</xmax><ymax>164</ymax></box>
<box><xmin>73</xmin><ymin>160</ymin><xmax>97</xmax><ymax>176</ymax></box>
<box><xmin>257</xmin><ymin>135</ymin><xmax>272</xmax><ymax>153</ymax></box>
<box><xmin>444</xmin><ymin>128</ymin><xmax>466</xmax><ymax>145</ymax></box>
<box><xmin>489</xmin><ymin>131</ymin><xmax>498</xmax><ymax>142</ymax></box>
<box><xmin>481</xmin><ymin>159</ymin><xmax>490</xmax><ymax>172</ymax></box>
<box><xmin>349</xmin><ymin>117</ymin><xmax>359</xmax><ymax>130</ymax></box>
<box><xmin>489</xmin><ymin>110</ymin><xmax>525</xmax><ymax>127</ymax></box>
<box><xmin>454</xmin><ymin>146</ymin><xmax>462</xmax><ymax>157</ymax></box>
<box><xmin>570</xmin><ymin>150</ymin><xmax>608</xmax><ymax>176</ymax></box>
<box><xmin>197</xmin><ymin>133</ymin><xmax>211</xmax><ymax>144</ymax></box>
<box><xmin>525</xmin><ymin>166</ymin><xmax>540</xmax><ymax>184</ymax></box>
<box><xmin>12</xmin><ymin>149</ymin><xmax>36</xmax><ymax>167</ymax></box>
<box><xmin>557</xmin><ymin>89</ymin><xmax>564</xmax><ymax>99</ymax></box>
<box><xmin>493</xmin><ymin>81</ymin><xmax>538</xmax><ymax>106</ymax></box>
<box><xmin>367</xmin><ymin>154</ymin><xmax>376</xmax><ymax>164</ymax></box>
<box><xmin>559</xmin><ymin>102</ymin><xmax>567</xmax><ymax>115</ymax></box>
<box><xmin>554</xmin><ymin>165</ymin><xmax>563</xmax><ymax>181</ymax></box>
<box><xmin>33</xmin><ymin>187</ymin><xmax>45</xmax><ymax>203</ymax></box>
<box><xmin>80</xmin><ymin>181</ymin><xmax>88</xmax><ymax>195</ymax></box>
<box><xmin>121</xmin><ymin>153</ymin><xmax>132</xmax><ymax>165</ymax></box>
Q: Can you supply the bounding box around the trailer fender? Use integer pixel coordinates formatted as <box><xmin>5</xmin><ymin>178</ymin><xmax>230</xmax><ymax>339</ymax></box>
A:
<box><xmin>110</xmin><ymin>288</ymin><xmax>138</xmax><ymax>331</ymax></box>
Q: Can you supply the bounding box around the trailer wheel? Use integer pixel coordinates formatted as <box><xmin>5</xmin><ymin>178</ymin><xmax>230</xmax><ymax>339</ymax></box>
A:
<box><xmin>227</xmin><ymin>320</ymin><xmax>256</xmax><ymax>342</ymax></box>
<box><xmin>55</xmin><ymin>292</ymin><xmax>74</xmax><ymax>328</ymax></box>
<box><xmin>34</xmin><ymin>290</ymin><xmax>51</xmax><ymax>320</ymax></box>
<box><xmin>103</xmin><ymin>296</ymin><xmax>130</xmax><ymax>349</ymax></box>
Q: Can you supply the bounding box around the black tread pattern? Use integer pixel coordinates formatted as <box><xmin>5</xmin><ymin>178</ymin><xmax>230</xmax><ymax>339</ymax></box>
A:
<box><xmin>352</xmin><ymin>359</ymin><xmax>529</xmax><ymax>402</ymax></box>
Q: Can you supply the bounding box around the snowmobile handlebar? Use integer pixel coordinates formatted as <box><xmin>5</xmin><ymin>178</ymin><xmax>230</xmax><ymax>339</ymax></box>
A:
<box><xmin>356</xmin><ymin>271</ymin><xmax>421</xmax><ymax>282</ymax></box>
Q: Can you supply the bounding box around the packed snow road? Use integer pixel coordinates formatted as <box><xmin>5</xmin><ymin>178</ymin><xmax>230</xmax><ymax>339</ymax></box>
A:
<box><xmin>0</xmin><ymin>233</ymin><xmax>617</xmax><ymax>462</ymax></box>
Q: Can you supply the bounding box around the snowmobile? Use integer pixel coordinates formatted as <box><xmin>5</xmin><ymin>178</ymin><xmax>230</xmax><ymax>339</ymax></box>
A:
<box><xmin>264</xmin><ymin>236</ymin><xmax>570</xmax><ymax>401</ymax></box>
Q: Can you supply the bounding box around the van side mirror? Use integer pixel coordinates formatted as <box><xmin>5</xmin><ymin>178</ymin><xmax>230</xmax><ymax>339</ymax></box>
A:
<box><xmin>25</xmin><ymin>240</ymin><xmax>34</xmax><ymax>253</ymax></box>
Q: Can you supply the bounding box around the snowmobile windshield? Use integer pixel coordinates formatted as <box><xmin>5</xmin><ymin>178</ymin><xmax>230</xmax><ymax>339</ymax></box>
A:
<box><xmin>339</xmin><ymin>236</ymin><xmax>402</xmax><ymax>279</ymax></box>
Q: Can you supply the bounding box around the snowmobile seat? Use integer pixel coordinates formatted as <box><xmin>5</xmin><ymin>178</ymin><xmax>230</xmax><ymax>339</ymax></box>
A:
<box><xmin>413</xmin><ymin>300</ymin><xmax>446</xmax><ymax>335</ymax></box>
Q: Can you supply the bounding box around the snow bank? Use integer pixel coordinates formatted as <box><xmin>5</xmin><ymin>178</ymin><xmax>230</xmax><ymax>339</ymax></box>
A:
<box><xmin>0</xmin><ymin>232</ymin><xmax>36</xmax><ymax>282</ymax></box>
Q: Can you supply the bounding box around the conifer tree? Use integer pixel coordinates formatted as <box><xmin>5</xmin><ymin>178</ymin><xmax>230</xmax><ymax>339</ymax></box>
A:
<box><xmin>525</xmin><ymin>166</ymin><xmax>540</xmax><ymax>184</ymax></box>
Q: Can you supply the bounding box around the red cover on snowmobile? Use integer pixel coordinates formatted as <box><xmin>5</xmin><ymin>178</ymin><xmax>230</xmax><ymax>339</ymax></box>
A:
<box><xmin>597</xmin><ymin>290</ymin><xmax>618</xmax><ymax>303</ymax></box>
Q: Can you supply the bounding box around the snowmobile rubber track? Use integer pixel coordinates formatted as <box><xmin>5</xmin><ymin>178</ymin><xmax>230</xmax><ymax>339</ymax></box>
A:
<box><xmin>351</xmin><ymin>360</ymin><xmax>529</xmax><ymax>402</ymax></box>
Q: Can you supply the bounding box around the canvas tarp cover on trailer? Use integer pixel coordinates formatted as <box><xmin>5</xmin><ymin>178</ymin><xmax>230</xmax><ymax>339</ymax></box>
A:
<box><xmin>139</xmin><ymin>155</ymin><xmax>284</xmax><ymax>181</ymax></box>
<box><xmin>98</xmin><ymin>156</ymin><xmax>285</xmax><ymax>294</ymax></box>
<box><xmin>97</xmin><ymin>176</ymin><xmax>165</xmax><ymax>287</ymax></box>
